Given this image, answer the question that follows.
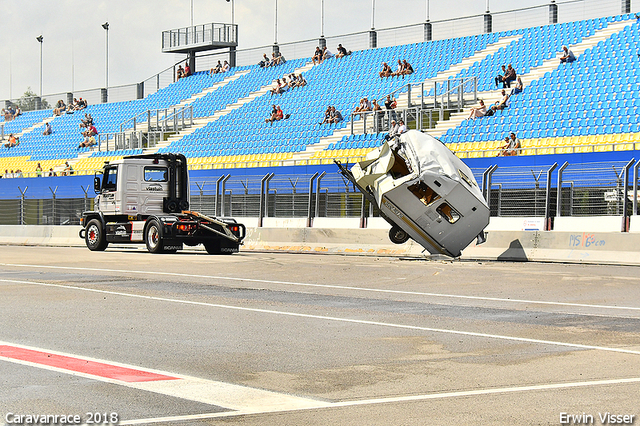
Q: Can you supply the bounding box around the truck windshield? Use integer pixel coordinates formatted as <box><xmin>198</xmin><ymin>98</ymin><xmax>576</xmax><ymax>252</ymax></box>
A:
<box><xmin>103</xmin><ymin>167</ymin><xmax>118</xmax><ymax>192</ymax></box>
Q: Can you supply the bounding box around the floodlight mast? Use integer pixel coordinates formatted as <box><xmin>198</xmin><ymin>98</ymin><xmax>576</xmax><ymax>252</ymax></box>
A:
<box><xmin>36</xmin><ymin>35</ymin><xmax>43</xmax><ymax>98</ymax></box>
<box><xmin>102</xmin><ymin>22</ymin><xmax>109</xmax><ymax>91</ymax></box>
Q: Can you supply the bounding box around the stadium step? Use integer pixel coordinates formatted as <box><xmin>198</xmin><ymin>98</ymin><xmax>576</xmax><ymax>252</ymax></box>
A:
<box><xmin>14</xmin><ymin>115</ymin><xmax>55</xmax><ymax>138</ymax></box>
<box><xmin>425</xmin><ymin>18</ymin><xmax>635</xmax><ymax>138</ymax></box>
<box><xmin>296</xmin><ymin>128</ymin><xmax>352</xmax><ymax>160</ymax></box>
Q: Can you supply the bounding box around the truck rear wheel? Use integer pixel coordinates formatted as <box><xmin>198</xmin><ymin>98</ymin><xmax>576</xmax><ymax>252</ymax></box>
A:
<box><xmin>85</xmin><ymin>219</ymin><xmax>108</xmax><ymax>251</ymax></box>
<box><xmin>389</xmin><ymin>225</ymin><xmax>410</xmax><ymax>244</ymax></box>
<box><xmin>145</xmin><ymin>219</ymin><xmax>165</xmax><ymax>254</ymax></box>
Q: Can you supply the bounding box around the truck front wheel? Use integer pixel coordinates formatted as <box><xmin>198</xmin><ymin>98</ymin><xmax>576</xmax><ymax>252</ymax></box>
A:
<box><xmin>85</xmin><ymin>219</ymin><xmax>108</xmax><ymax>251</ymax></box>
<box><xmin>145</xmin><ymin>219</ymin><xmax>164</xmax><ymax>254</ymax></box>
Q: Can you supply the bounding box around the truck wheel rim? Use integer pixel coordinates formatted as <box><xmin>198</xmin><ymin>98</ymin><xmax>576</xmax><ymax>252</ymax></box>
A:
<box><xmin>87</xmin><ymin>225</ymin><xmax>99</xmax><ymax>245</ymax></box>
<box><xmin>148</xmin><ymin>226</ymin><xmax>159</xmax><ymax>248</ymax></box>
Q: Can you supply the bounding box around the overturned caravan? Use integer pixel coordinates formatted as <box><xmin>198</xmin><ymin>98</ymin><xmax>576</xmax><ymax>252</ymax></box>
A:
<box><xmin>337</xmin><ymin>130</ymin><xmax>489</xmax><ymax>258</ymax></box>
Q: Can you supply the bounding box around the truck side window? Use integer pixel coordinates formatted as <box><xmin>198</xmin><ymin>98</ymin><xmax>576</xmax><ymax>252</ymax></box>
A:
<box><xmin>144</xmin><ymin>167</ymin><xmax>168</xmax><ymax>182</ymax></box>
<box><xmin>437</xmin><ymin>202</ymin><xmax>461</xmax><ymax>224</ymax></box>
<box><xmin>408</xmin><ymin>181</ymin><xmax>441</xmax><ymax>206</ymax></box>
<box><xmin>103</xmin><ymin>167</ymin><xmax>118</xmax><ymax>192</ymax></box>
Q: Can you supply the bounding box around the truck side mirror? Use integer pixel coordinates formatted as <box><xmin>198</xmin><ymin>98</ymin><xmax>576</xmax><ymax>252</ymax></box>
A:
<box><xmin>94</xmin><ymin>176</ymin><xmax>101</xmax><ymax>194</ymax></box>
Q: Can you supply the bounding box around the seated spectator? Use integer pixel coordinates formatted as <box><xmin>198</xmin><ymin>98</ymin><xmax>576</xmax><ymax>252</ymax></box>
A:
<box><xmin>560</xmin><ymin>45</ymin><xmax>576</xmax><ymax>63</ymax></box>
<box><xmin>2</xmin><ymin>109</ymin><xmax>11</xmax><ymax>121</ymax></box>
<box><xmin>484</xmin><ymin>105</ymin><xmax>498</xmax><ymax>117</ymax></box>
<box><xmin>222</xmin><ymin>60</ymin><xmax>231</xmax><ymax>72</ymax></box>
<box><xmin>510</xmin><ymin>76</ymin><xmax>524</xmax><ymax>96</ymax></box>
<box><xmin>265</xmin><ymin>106</ymin><xmax>287</xmax><ymax>124</ymax></box>
<box><xmin>321</xmin><ymin>46</ymin><xmax>333</xmax><ymax>63</ymax></box>
<box><xmin>2</xmin><ymin>169</ymin><xmax>9</xmax><ymax>178</ymax></box>
<box><xmin>269</xmin><ymin>52</ymin><xmax>278</xmax><ymax>67</ymax></box>
<box><xmin>397</xmin><ymin>120</ymin><xmax>407</xmax><ymax>135</ymax></box>
<box><xmin>270</xmin><ymin>79</ymin><xmax>283</xmax><ymax>96</ymax></box>
<box><xmin>80</xmin><ymin>123</ymin><xmax>98</xmax><ymax>147</ymax></box>
<box><xmin>297</xmin><ymin>73</ymin><xmax>307</xmax><ymax>87</ymax></box>
<box><xmin>336</xmin><ymin>44</ymin><xmax>350</xmax><ymax>58</ymax></box>
<box><xmin>385</xmin><ymin>120</ymin><xmax>399</xmax><ymax>140</ymax></box>
<box><xmin>401</xmin><ymin>60</ymin><xmax>414</xmax><ymax>77</ymax></box>
<box><xmin>279</xmin><ymin>77</ymin><xmax>290</xmax><ymax>93</ymax></box>
<box><xmin>273</xmin><ymin>52</ymin><xmax>285</xmax><ymax>65</ymax></box>
<box><xmin>260</xmin><ymin>53</ymin><xmax>270</xmax><ymax>68</ymax></box>
<box><xmin>497</xmin><ymin>136</ymin><xmax>511</xmax><ymax>156</ymax></box>
<box><xmin>498</xmin><ymin>133</ymin><xmax>521</xmax><ymax>156</ymax></box>
<box><xmin>63</xmin><ymin>161</ymin><xmax>74</xmax><ymax>176</ymax></box>
<box><xmin>210</xmin><ymin>60</ymin><xmax>223</xmax><ymax>75</ymax></box>
<box><xmin>176</xmin><ymin>65</ymin><xmax>185</xmax><ymax>80</ymax></box>
<box><xmin>353</xmin><ymin>97</ymin><xmax>372</xmax><ymax>115</ymax></box>
<box><xmin>14</xmin><ymin>169</ymin><xmax>23</xmax><ymax>178</ymax></box>
<box><xmin>288</xmin><ymin>73</ymin><xmax>299</xmax><ymax>88</ymax></box>
<box><xmin>504</xmin><ymin>64</ymin><xmax>516</xmax><ymax>88</ymax></box>
<box><xmin>13</xmin><ymin>106</ymin><xmax>22</xmax><ymax>118</ymax></box>
<box><xmin>494</xmin><ymin>65</ymin><xmax>507</xmax><ymax>88</ymax></box>
<box><xmin>495</xmin><ymin>89</ymin><xmax>509</xmax><ymax>110</ymax></box>
<box><xmin>312</xmin><ymin>47</ymin><xmax>322</xmax><ymax>65</ymax></box>
<box><xmin>4</xmin><ymin>134</ymin><xmax>18</xmax><ymax>148</ymax></box>
<box><xmin>184</xmin><ymin>62</ymin><xmax>192</xmax><ymax>77</ymax></box>
<box><xmin>42</xmin><ymin>122</ymin><xmax>52</xmax><ymax>135</ymax></box>
<box><xmin>79</xmin><ymin>113</ymin><xmax>93</xmax><ymax>129</ymax></box>
<box><xmin>320</xmin><ymin>106</ymin><xmax>332</xmax><ymax>124</ymax></box>
<box><xmin>467</xmin><ymin>100</ymin><xmax>487</xmax><ymax>119</ymax></box>
<box><xmin>391</xmin><ymin>59</ymin><xmax>404</xmax><ymax>77</ymax></box>
<box><xmin>53</xmin><ymin>100</ymin><xmax>66</xmax><ymax>116</ymax></box>
<box><xmin>379</xmin><ymin>62</ymin><xmax>392</xmax><ymax>78</ymax></box>
<box><xmin>48</xmin><ymin>168</ymin><xmax>57</xmax><ymax>177</ymax></box>
<box><xmin>329</xmin><ymin>107</ymin><xmax>343</xmax><ymax>124</ymax></box>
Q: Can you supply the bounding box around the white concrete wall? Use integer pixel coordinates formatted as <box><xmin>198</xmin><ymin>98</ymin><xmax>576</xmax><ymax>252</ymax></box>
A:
<box><xmin>554</xmin><ymin>216</ymin><xmax>623</xmax><ymax>233</ymax></box>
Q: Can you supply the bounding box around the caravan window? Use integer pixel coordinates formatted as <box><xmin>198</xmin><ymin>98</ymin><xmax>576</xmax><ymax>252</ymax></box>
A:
<box><xmin>437</xmin><ymin>202</ymin><xmax>461</xmax><ymax>224</ymax></box>
<box><xmin>408</xmin><ymin>181</ymin><xmax>441</xmax><ymax>206</ymax></box>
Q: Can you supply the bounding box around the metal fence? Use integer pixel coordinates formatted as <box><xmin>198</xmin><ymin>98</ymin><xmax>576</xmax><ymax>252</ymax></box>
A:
<box><xmin>3</xmin><ymin>0</ymin><xmax>636</xmax><ymax>111</ymax></box>
<box><xmin>2</xmin><ymin>159</ymin><xmax>638</xmax><ymax>228</ymax></box>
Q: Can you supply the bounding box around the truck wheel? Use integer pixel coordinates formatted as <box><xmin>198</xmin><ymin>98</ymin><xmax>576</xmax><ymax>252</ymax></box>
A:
<box><xmin>389</xmin><ymin>226</ymin><xmax>410</xmax><ymax>244</ymax></box>
<box><xmin>204</xmin><ymin>242</ymin><xmax>232</xmax><ymax>255</ymax></box>
<box><xmin>85</xmin><ymin>219</ymin><xmax>108</xmax><ymax>251</ymax></box>
<box><xmin>145</xmin><ymin>219</ymin><xmax>165</xmax><ymax>254</ymax></box>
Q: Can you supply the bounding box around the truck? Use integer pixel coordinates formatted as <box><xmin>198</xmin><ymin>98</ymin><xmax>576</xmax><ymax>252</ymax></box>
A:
<box><xmin>337</xmin><ymin>130</ymin><xmax>489</xmax><ymax>258</ymax></box>
<box><xmin>79</xmin><ymin>153</ymin><xmax>245</xmax><ymax>254</ymax></box>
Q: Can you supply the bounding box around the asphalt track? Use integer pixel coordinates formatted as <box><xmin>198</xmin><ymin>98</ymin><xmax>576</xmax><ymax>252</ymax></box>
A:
<box><xmin>1</xmin><ymin>245</ymin><xmax>640</xmax><ymax>425</ymax></box>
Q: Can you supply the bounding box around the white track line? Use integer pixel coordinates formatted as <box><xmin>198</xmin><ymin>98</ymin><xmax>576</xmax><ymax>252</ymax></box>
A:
<box><xmin>0</xmin><ymin>340</ymin><xmax>325</xmax><ymax>412</ymax></box>
<box><xmin>118</xmin><ymin>376</ymin><xmax>640</xmax><ymax>425</ymax></box>
<box><xmin>2</xmin><ymin>277</ymin><xmax>640</xmax><ymax>356</ymax></box>
<box><xmin>2</xmin><ymin>262</ymin><xmax>640</xmax><ymax>313</ymax></box>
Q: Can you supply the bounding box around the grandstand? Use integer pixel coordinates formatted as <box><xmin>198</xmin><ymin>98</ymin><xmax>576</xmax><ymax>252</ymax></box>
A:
<box><xmin>0</xmin><ymin>10</ymin><xmax>639</xmax><ymax>228</ymax></box>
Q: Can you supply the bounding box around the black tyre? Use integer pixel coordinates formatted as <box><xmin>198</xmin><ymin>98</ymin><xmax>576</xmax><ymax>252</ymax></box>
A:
<box><xmin>389</xmin><ymin>225</ymin><xmax>410</xmax><ymax>244</ymax></box>
<box><xmin>145</xmin><ymin>219</ymin><xmax>165</xmax><ymax>253</ymax></box>
<box><xmin>85</xmin><ymin>219</ymin><xmax>108</xmax><ymax>251</ymax></box>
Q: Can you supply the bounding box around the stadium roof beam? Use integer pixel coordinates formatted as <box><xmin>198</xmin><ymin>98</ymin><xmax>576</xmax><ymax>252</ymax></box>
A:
<box><xmin>162</xmin><ymin>22</ymin><xmax>239</xmax><ymax>70</ymax></box>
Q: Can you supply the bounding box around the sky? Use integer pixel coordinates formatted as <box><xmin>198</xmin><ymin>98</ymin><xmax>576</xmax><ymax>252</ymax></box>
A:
<box><xmin>0</xmin><ymin>0</ymin><xmax>574</xmax><ymax>101</ymax></box>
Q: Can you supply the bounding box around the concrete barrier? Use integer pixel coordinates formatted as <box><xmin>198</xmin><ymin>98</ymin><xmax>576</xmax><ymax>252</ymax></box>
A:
<box><xmin>1</xmin><ymin>223</ymin><xmax>639</xmax><ymax>266</ymax></box>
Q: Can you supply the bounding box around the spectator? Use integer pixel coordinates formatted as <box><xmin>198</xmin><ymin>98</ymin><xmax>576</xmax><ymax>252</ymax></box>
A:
<box><xmin>210</xmin><ymin>60</ymin><xmax>223</xmax><ymax>75</ymax></box>
<box><xmin>260</xmin><ymin>53</ymin><xmax>270</xmax><ymax>68</ymax></box>
<box><xmin>2</xmin><ymin>108</ymin><xmax>11</xmax><ymax>121</ymax></box>
<box><xmin>176</xmin><ymin>65</ymin><xmax>185</xmax><ymax>80</ymax></box>
<box><xmin>384</xmin><ymin>94</ymin><xmax>397</xmax><ymax>121</ymax></box>
<box><xmin>2</xmin><ymin>169</ymin><xmax>9</xmax><ymax>178</ymax></box>
<box><xmin>371</xmin><ymin>99</ymin><xmax>382</xmax><ymax>112</ymax></box>
<box><xmin>222</xmin><ymin>60</ymin><xmax>231</xmax><ymax>72</ymax></box>
<box><xmin>265</xmin><ymin>106</ymin><xmax>287</xmax><ymax>124</ymax></box>
<box><xmin>503</xmin><ymin>64</ymin><xmax>517</xmax><ymax>88</ymax></box>
<box><xmin>48</xmin><ymin>168</ymin><xmax>57</xmax><ymax>177</ymax></box>
<box><xmin>320</xmin><ymin>106</ymin><xmax>332</xmax><ymax>124</ymax></box>
<box><xmin>274</xmin><ymin>51</ymin><xmax>286</xmax><ymax>65</ymax></box>
<box><xmin>467</xmin><ymin>100</ymin><xmax>487</xmax><ymax>119</ymax></box>
<box><xmin>77</xmin><ymin>98</ymin><xmax>87</xmax><ymax>110</ymax></box>
<box><xmin>494</xmin><ymin>65</ymin><xmax>507</xmax><ymax>88</ymax></box>
<box><xmin>80</xmin><ymin>123</ymin><xmax>98</xmax><ymax>147</ymax></box>
<box><xmin>270</xmin><ymin>79</ymin><xmax>283</xmax><ymax>96</ymax></box>
<box><xmin>36</xmin><ymin>163</ymin><xmax>43</xmax><ymax>177</ymax></box>
<box><xmin>321</xmin><ymin>46</ymin><xmax>333</xmax><ymax>63</ymax></box>
<box><xmin>312</xmin><ymin>47</ymin><xmax>322</xmax><ymax>65</ymax></box>
<box><xmin>353</xmin><ymin>97</ymin><xmax>372</xmax><ymax>115</ymax></box>
<box><xmin>484</xmin><ymin>105</ymin><xmax>498</xmax><ymax>117</ymax></box>
<box><xmin>498</xmin><ymin>133</ymin><xmax>521</xmax><ymax>156</ymax></box>
<box><xmin>330</xmin><ymin>107</ymin><xmax>343</xmax><ymax>124</ymax></box>
<box><xmin>391</xmin><ymin>59</ymin><xmax>404</xmax><ymax>77</ymax></box>
<box><xmin>510</xmin><ymin>76</ymin><xmax>524</xmax><ymax>96</ymax></box>
<box><xmin>560</xmin><ymin>45</ymin><xmax>576</xmax><ymax>63</ymax></box>
<box><xmin>498</xmin><ymin>136</ymin><xmax>511</xmax><ymax>156</ymax></box>
<box><xmin>385</xmin><ymin>120</ymin><xmax>399</xmax><ymax>140</ymax></box>
<box><xmin>279</xmin><ymin>77</ymin><xmax>290</xmax><ymax>93</ymax></box>
<box><xmin>296</xmin><ymin>73</ymin><xmax>307</xmax><ymax>87</ymax></box>
<box><xmin>4</xmin><ymin>134</ymin><xmax>18</xmax><ymax>148</ymax></box>
<box><xmin>63</xmin><ymin>161</ymin><xmax>74</xmax><ymax>176</ymax></box>
<box><xmin>495</xmin><ymin>89</ymin><xmax>509</xmax><ymax>110</ymax></box>
<box><xmin>184</xmin><ymin>62</ymin><xmax>192</xmax><ymax>77</ymax></box>
<box><xmin>43</xmin><ymin>122</ymin><xmax>52</xmax><ymax>135</ymax></box>
<box><xmin>336</xmin><ymin>44</ymin><xmax>350</xmax><ymax>58</ymax></box>
<box><xmin>13</xmin><ymin>106</ymin><xmax>21</xmax><ymax>119</ymax></box>
<box><xmin>379</xmin><ymin>62</ymin><xmax>392</xmax><ymax>78</ymax></box>
<box><xmin>399</xmin><ymin>60</ymin><xmax>414</xmax><ymax>78</ymax></box>
<box><xmin>53</xmin><ymin>99</ymin><xmax>66</xmax><ymax>116</ymax></box>
<box><xmin>397</xmin><ymin>120</ymin><xmax>407</xmax><ymax>135</ymax></box>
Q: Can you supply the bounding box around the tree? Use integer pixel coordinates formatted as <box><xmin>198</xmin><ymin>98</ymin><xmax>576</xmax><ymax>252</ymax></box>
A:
<box><xmin>14</xmin><ymin>87</ymin><xmax>50</xmax><ymax>111</ymax></box>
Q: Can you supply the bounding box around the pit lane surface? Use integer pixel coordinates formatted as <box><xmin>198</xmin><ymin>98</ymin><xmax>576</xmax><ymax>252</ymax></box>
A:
<box><xmin>1</xmin><ymin>245</ymin><xmax>640</xmax><ymax>425</ymax></box>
